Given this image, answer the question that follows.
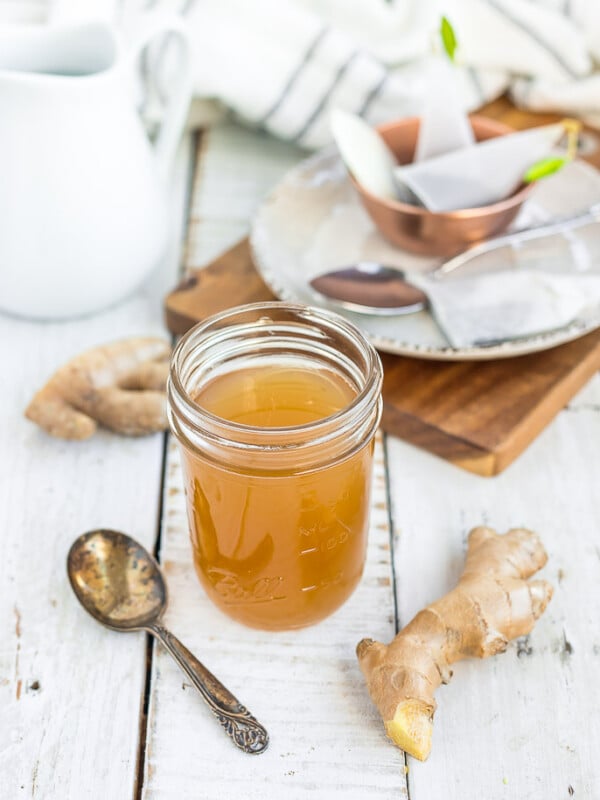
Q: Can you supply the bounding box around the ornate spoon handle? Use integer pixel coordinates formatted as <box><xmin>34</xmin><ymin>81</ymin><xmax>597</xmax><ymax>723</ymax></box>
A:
<box><xmin>148</xmin><ymin>622</ymin><xmax>269</xmax><ymax>754</ymax></box>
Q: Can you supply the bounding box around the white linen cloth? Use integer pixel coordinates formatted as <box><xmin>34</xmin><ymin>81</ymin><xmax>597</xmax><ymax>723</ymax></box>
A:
<box><xmin>3</xmin><ymin>0</ymin><xmax>600</xmax><ymax>149</ymax></box>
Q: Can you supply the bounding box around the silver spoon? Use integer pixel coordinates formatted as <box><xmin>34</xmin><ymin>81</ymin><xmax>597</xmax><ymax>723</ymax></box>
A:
<box><xmin>310</xmin><ymin>204</ymin><xmax>600</xmax><ymax>315</ymax></box>
<box><xmin>67</xmin><ymin>529</ymin><xmax>269</xmax><ymax>755</ymax></box>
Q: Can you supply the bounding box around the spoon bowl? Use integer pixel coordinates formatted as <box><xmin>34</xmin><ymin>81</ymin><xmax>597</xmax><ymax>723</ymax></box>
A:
<box><xmin>67</xmin><ymin>528</ymin><xmax>269</xmax><ymax>754</ymax></box>
<box><xmin>310</xmin><ymin>262</ymin><xmax>428</xmax><ymax>315</ymax></box>
<box><xmin>68</xmin><ymin>529</ymin><xmax>166</xmax><ymax>631</ymax></box>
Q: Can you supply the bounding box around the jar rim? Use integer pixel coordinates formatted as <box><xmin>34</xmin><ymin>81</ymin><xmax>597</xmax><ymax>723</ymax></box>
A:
<box><xmin>170</xmin><ymin>302</ymin><xmax>379</xmax><ymax>436</ymax></box>
<box><xmin>168</xmin><ymin>302</ymin><xmax>383</xmax><ymax>463</ymax></box>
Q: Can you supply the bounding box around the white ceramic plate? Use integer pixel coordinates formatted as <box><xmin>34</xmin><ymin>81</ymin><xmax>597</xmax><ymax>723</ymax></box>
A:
<box><xmin>250</xmin><ymin>149</ymin><xmax>600</xmax><ymax>360</ymax></box>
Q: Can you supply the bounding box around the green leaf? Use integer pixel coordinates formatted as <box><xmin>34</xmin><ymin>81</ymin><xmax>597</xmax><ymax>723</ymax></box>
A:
<box><xmin>440</xmin><ymin>16</ymin><xmax>458</xmax><ymax>62</ymax></box>
<box><xmin>523</xmin><ymin>156</ymin><xmax>567</xmax><ymax>183</ymax></box>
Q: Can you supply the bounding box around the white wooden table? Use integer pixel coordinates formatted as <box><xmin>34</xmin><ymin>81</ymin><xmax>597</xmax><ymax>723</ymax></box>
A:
<box><xmin>2</xmin><ymin>121</ymin><xmax>600</xmax><ymax>800</ymax></box>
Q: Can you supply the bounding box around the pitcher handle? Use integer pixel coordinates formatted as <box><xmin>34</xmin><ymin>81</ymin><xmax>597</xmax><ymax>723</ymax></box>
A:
<box><xmin>130</xmin><ymin>13</ymin><xmax>193</xmax><ymax>181</ymax></box>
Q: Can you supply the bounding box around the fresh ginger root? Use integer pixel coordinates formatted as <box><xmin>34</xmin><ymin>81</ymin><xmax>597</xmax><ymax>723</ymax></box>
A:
<box><xmin>357</xmin><ymin>526</ymin><xmax>553</xmax><ymax>761</ymax></box>
<box><xmin>25</xmin><ymin>337</ymin><xmax>171</xmax><ymax>440</ymax></box>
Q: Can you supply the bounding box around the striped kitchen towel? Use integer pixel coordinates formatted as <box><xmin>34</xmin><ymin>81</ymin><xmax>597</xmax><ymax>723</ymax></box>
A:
<box><xmin>12</xmin><ymin>0</ymin><xmax>600</xmax><ymax>148</ymax></box>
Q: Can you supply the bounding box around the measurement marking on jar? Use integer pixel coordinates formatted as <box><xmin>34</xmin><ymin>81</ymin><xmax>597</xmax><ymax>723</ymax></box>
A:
<box><xmin>325</xmin><ymin>530</ymin><xmax>349</xmax><ymax>550</ymax></box>
<box><xmin>299</xmin><ymin>530</ymin><xmax>351</xmax><ymax>555</ymax></box>
<box><xmin>301</xmin><ymin>572</ymin><xmax>343</xmax><ymax>593</ymax></box>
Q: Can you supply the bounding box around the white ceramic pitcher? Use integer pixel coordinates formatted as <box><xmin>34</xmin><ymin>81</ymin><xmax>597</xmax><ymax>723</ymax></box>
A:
<box><xmin>0</xmin><ymin>16</ymin><xmax>192</xmax><ymax>319</ymax></box>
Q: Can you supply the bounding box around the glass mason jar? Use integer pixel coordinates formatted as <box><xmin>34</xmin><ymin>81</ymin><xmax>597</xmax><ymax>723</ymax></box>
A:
<box><xmin>168</xmin><ymin>302</ymin><xmax>383</xmax><ymax>630</ymax></box>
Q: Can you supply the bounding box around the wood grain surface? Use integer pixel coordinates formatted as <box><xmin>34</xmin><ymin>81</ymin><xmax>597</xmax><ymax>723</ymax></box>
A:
<box><xmin>165</xmin><ymin>238</ymin><xmax>276</xmax><ymax>334</ymax></box>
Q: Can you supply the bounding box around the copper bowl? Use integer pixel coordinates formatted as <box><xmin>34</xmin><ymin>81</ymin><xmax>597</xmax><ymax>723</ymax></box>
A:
<box><xmin>350</xmin><ymin>115</ymin><xmax>534</xmax><ymax>257</ymax></box>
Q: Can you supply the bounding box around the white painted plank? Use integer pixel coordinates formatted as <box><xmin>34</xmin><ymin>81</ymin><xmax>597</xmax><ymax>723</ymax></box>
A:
<box><xmin>186</xmin><ymin>121</ymin><xmax>305</xmax><ymax>268</ymax></box>
<box><xmin>0</xmin><ymin>136</ymin><xmax>192</xmax><ymax>800</ymax></box>
<box><xmin>143</xmin><ymin>436</ymin><xmax>406</xmax><ymax>800</ymax></box>
<box><xmin>386</xmin><ymin>392</ymin><xmax>600</xmax><ymax>799</ymax></box>
<box><xmin>142</xmin><ymin>124</ymin><xmax>407</xmax><ymax>798</ymax></box>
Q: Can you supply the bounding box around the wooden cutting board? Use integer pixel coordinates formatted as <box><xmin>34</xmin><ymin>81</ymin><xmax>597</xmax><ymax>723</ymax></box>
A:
<box><xmin>165</xmin><ymin>236</ymin><xmax>600</xmax><ymax>477</ymax></box>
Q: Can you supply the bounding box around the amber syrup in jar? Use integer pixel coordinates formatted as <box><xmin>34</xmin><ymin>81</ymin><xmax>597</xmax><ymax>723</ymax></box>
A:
<box><xmin>168</xmin><ymin>303</ymin><xmax>382</xmax><ymax>630</ymax></box>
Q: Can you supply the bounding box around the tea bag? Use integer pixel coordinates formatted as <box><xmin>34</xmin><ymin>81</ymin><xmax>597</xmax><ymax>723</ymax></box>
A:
<box><xmin>409</xmin><ymin>269</ymin><xmax>600</xmax><ymax>348</ymax></box>
<box><xmin>414</xmin><ymin>58</ymin><xmax>474</xmax><ymax>162</ymax></box>
<box><xmin>395</xmin><ymin>123</ymin><xmax>565</xmax><ymax>212</ymax></box>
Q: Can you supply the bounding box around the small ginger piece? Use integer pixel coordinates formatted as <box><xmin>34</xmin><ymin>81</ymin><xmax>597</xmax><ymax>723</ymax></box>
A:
<box><xmin>357</xmin><ymin>526</ymin><xmax>553</xmax><ymax>761</ymax></box>
<box><xmin>26</xmin><ymin>337</ymin><xmax>171</xmax><ymax>440</ymax></box>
